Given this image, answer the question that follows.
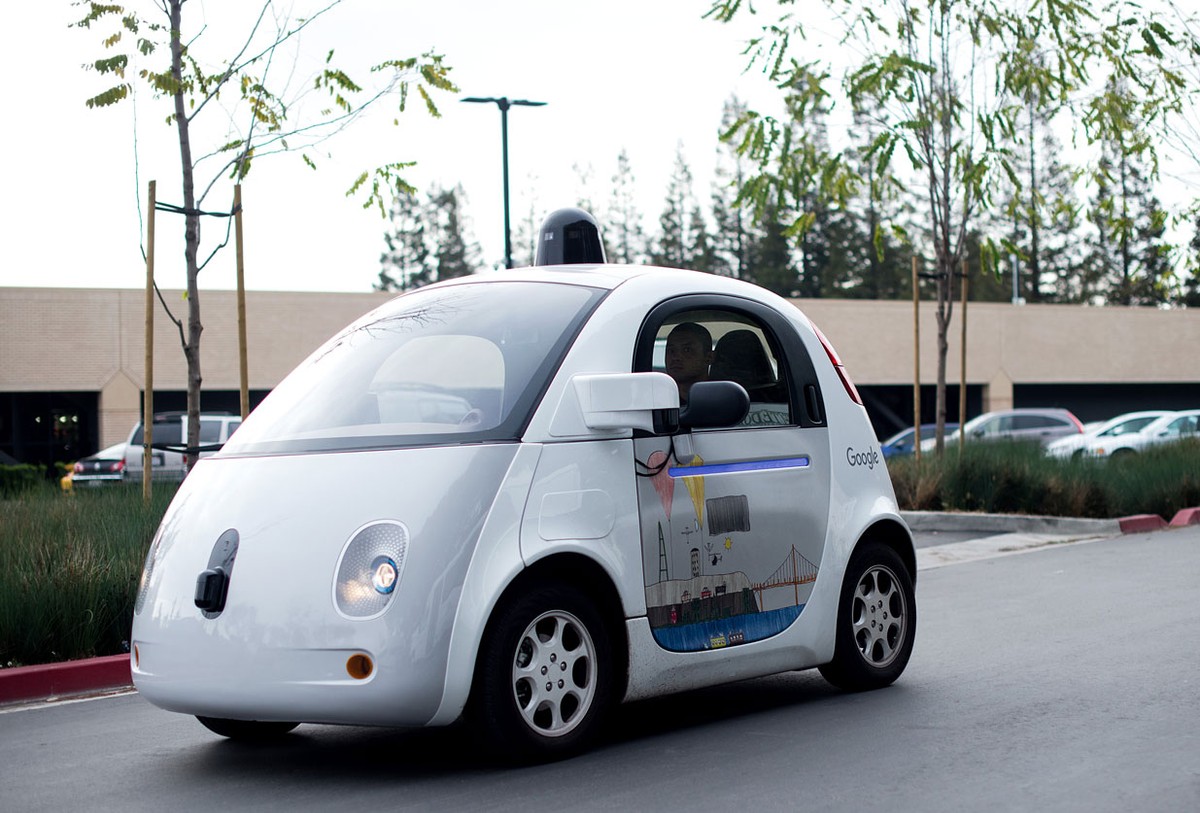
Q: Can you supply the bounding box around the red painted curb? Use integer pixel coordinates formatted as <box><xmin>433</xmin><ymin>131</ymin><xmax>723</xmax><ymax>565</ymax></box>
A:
<box><xmin>0</xmin><ymin>654</ymin><xmax>132</xmax><ymax>705</ymax></box>
<box><xmin>1169</xmin><ymin>507</ymin><xmax>1200</xmax><ymax>527</ymax></box>
<box><xmin>1118</xmin><ymin>514</ymin><xmax>1169</xmax><ymax>534</ymax></box>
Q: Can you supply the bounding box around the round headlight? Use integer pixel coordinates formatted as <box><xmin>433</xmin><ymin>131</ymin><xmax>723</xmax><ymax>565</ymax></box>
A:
<box><xmin>333</xmin><ymin>520</ymin><xmax>409</xmax><ymax>619</ymax></box>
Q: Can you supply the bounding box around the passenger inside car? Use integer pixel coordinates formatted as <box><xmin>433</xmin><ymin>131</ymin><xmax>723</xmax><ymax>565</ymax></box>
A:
<box><xmin>664</xmin><ymin>322</ymin><xmax>713</xmax><ymax>402</ymax></box>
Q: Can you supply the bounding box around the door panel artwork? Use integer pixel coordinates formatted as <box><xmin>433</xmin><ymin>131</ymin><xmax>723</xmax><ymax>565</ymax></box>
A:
<box><xmin>635</xmin><ymin>430</ymin><xmax>829</xmax><ymax>652</ymax></box>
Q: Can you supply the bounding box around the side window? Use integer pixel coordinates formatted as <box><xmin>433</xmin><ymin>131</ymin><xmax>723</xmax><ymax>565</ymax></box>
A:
<box><xmin>135</xmin><ymin>420</ymin><xmax>183</xmax><ymax>446</ymax></box>
<box><xmin>1014</xmin><ymin>415</ymin><xmax>1062</xmax><ymax>430</ymax></box>
<box><xmin>977</xmin><ymin>416</ymin><xmax>1010</xmax><ymax>436</ymax></box>
<box><xmin>199</xmin><ymin>419</ymin><xmax>222</xmax><ymax>443</ymax></box>
<box><xmin>1163</xmin><ymin>417</ymin><xmax>1186</xmax><ymax>437</ymax></box>
<box><xmin>648</xmin><ymin>309</ymin><xmax>792</xmax><ymax>428</ymax></box>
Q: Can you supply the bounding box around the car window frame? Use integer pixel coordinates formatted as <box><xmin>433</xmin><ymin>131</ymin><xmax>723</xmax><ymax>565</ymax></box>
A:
<box><xmin>633</xmin><ymin>293</ymin><xmax>826</xmax><ymax>430</ymax></box>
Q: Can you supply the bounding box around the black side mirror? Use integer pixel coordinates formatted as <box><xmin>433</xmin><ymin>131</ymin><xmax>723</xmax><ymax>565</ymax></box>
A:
<box><xmin>680</xmin><ymin>381</ymin><xmax>750</xmax><ymax>430</ymax></box>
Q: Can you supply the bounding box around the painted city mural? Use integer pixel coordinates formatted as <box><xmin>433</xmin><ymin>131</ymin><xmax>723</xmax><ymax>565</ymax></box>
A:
<box><xmin>636</xmin><ymin>443</ymin><xmax>822</xmax><ymax>652</ymax></box>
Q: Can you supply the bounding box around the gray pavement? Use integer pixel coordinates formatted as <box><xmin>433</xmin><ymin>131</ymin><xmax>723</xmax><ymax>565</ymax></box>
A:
<box><xmin>4</xmin><ymin>524</ymin><xmax>1198</xmax><ymax>812</ymax></box>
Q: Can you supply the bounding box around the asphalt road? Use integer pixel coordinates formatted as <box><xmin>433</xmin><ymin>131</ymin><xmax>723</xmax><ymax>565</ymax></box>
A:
<box><xmin>2</xmin><ymin>527</ymin><xmax>1198</xmax><ymax>812</ymax></box>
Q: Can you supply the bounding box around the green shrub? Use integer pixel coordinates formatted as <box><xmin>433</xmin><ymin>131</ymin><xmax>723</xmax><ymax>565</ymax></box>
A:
<box><xmin>887</xmin><ymin>438</ymin><xmax>1200</xmax><ymax>519</ymax></box>
<box><xmin>0</xmin><ymin>464</ymin><xmax>43</xmax><ymax>498</ymax></box>
<box><xmin>0</xmin><ymin>483</ymin><xmax>176</xmax><ymax>667</ymax></box>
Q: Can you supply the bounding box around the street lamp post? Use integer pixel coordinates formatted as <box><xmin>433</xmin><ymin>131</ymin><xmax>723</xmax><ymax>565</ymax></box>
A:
<box><xmin>462</xmin><ymin>96</ymin><xmax>546</xmax><ymax>269</ymax></box>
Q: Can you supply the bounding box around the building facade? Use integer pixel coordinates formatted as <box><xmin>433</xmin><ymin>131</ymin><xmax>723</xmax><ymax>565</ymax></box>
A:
<box><xmin>2</xmin><ymin>285</ymin><xmax>1198</xmax><ymax>467</ymax></box>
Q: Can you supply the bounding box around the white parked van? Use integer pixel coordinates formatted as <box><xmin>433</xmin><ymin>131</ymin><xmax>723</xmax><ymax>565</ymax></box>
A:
<box><xmin>122</xmin><ymin>412</ymin><xmax>242</xmax><ymax>481</ymax></box>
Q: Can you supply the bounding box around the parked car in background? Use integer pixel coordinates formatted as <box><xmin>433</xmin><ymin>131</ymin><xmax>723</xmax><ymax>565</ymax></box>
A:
<box><xmin>122</xmin><ymin>412</ymin><xmax>242</xmax><ymax>482</ymax></box>
<box><xmin>921</xmin><ymin>407</ymin><xmax>1084</xmax><ymax>451</ymax></box>
<box><xmin>880</xmin><ymin>423</ymin><xmax>958</xmax><ymax>457</ymax></box>
<box><xmin>1046</xmin><ymin>410</ymin><xmax>1172</xmax><ymax>459</ymax></box>
<box><xmin>1082</xmin><ymin>409</ymin><xmax>1200</xmax><ymax>459</ymax></box>
<box><xmin>65</xmin><ymin>442</ymin><xmax>129</xmax><ymax>489</ymax></box>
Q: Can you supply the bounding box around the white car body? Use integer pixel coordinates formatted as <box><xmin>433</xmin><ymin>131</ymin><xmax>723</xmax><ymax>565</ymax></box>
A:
<box><xmin>131</xmin><ymin>263</ymin><xmax>915</xmax><ymax>758</ymax></box>
<box><xmin>1082</xmin><ymin>409</ymin><xmax>1200</xmax><ymax>458</ymax></box>
<box><xmin>1046</xmin><ymin>411</ymin><xmax>1171</xmax><ymax>459</ymax></box>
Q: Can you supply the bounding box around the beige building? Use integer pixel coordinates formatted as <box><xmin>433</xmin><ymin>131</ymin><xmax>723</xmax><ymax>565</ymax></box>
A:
<box><xmin>2</xmin><ymin>285</ymin><xmax>1198</xmax><ymax>465</ymax></box>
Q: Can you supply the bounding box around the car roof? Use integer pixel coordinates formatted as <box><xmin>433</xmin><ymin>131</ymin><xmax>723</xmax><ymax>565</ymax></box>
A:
<box><xmin>962</xmin><ymin>407</ymin><xmax>1076</xmax><ymax>427</ymax></box>
<box><xmin>1143</xmin><ymin>409</ymin><xmax>1200</xmax><ymax>429</ymax></box>
<box><xmin>424</xmin><ymin>263</ymin><xmax>677</xmax><ymax>292</ymax></box>
<box><xmin>416</xmin><ymin>264</ymin><xmax>808</xmax><ymax>315</ymax></box>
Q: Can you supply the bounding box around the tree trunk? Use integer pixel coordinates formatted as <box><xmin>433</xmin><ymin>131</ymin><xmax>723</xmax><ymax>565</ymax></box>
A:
<box><xmin>169</xmin><ymin>0</ymin><xmax>203</xmax><ymax>471</ymax></box>
<box><xmin>1027</xmin><ymin>102</ymin><xmax>1043</xmax><ymax>302</ymax></box>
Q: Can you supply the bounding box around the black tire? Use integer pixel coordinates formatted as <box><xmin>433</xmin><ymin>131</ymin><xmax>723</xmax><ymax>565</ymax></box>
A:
<box><xmin>819</xmin><ymin>541</ymin><xmax>916</xmax><ymax>691</ymax></box>
<box><xmin>470</xmin><ymin>584</ymin><xmax>613</xmax><ymax>762</ymax></box>
<box><xmin>196</xmin><ymin>716</ymin><xmax>299</xmax><ymax>741</ymax></box>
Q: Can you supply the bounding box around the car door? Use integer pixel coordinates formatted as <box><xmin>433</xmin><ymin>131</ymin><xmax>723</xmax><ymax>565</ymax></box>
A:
<box><xmin>632</xmin><ymin>296</ymin><xmax>831</xmax><ymax>653</ymax></box>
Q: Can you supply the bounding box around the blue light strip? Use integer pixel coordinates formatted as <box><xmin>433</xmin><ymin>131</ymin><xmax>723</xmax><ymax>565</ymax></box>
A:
<box><xmin>668</xmin><ymin>456</ymin><xmax>811</xmax><ymax>478</ymax></box>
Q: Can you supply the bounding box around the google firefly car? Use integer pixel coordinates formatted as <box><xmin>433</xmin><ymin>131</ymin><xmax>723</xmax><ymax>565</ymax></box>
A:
<box><xmin>132</xmin><ymin>209</ymin><xmax>916</xmax><ymax>761</ymax></box>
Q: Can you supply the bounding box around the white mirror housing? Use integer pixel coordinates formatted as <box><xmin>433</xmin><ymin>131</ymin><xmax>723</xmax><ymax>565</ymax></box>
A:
<box><xmin>564</xmin><ymin>372</ymin><xmax>679</xmax><ymax>434</ymax></box>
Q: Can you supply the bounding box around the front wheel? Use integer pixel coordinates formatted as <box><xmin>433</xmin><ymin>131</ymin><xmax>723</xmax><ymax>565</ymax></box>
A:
<box><xmin>470</xmin><ymin>584</ymin><xmax>612</xmax><ymax>762</ymax></box>
<box><xmin>819</xmin><ymin>542</ymin><xmax>915</xmax><ymax>691</ymax></box>
<box><xmin>196</xmin><ymin>716</ymin><xmax>299</xmax><ymax>741</ymax></box>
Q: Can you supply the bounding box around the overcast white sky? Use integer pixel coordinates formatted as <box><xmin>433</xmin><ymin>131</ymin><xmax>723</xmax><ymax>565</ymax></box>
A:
<box><xmin>1</xmin><ymin>1</ymin><xmax>795</xmax><ymax>293</ymax></box>
<box><xmin>5</xmin><ymin>2</ymin><xmax>1195</xmax><ymax>296</ymax></box>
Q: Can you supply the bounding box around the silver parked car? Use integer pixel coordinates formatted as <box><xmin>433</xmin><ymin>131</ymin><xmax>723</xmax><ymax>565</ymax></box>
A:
<box><xmin>1046</xmin><ymin>410</ymin><xmax>1171</xmax><ymax>459</ymax></box>
<box><xmin>922</xmin><ymin>407</ymin><xmax>1084</xmax><ymax>451</ymax></box>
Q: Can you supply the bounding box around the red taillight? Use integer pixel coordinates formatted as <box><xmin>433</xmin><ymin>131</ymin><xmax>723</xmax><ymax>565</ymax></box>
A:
<box><xmin>108</xmin><ymin>460</ymin><xmax>126</xmax><ymax>473</ymax></box>
<box><xmin>810</xmin><ymin>321</ymin><xmax>863</xmax><ymax>406</ymax></box>
<box><xmin>73</xmin><ymin>462</ymin><xmax>84</xmax><ymax>474</ymax></box>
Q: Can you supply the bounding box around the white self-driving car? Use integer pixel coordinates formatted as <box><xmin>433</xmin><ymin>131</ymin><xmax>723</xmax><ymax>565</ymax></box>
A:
<box><xmin>131</xmin><ymin>211</ymin><xmax>916</xmax><ymax>761</ymax></box>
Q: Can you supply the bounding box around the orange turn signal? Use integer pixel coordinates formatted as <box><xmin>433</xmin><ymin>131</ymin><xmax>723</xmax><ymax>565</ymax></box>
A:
<box><xmin>346</xmin><ymin>654</ymin><xmax>374</xmax><ymax>680</ymax></box>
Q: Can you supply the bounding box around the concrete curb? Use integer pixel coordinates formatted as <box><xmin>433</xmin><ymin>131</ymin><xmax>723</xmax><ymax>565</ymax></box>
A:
<box><xmin>0</xmin><ymin>654</ymin><xmax>132</xmax><ymax>708</ymax></box>
<box><xmin>1170</xmin><ymin>507</ymin><xmax>1200</xmax><ymax>527</ymax></box>
<box><xmin>901</xmin><ymin>510</ymin><xmax>1122</xmax><ymax>536</ymax></box>
<box><xmin>902</xmin><ymin>507</ymin><xmax>1200</xmax><ymax>537</ymax></box>
<box><xmin>1118</xmin><ymin>514</ymin><xmax>1169</xmax><ymax>534</ymax></box>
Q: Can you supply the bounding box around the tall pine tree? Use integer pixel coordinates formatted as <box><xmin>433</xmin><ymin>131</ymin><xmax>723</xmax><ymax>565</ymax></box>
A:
<box><xmin>606</xmin><ymin>149</ymin><xmax>647</xmax><ymax>265</ymax></box>
<box><xmin>430</xmin><ymin>185</ymin><xmax>481</xmax><ymax>281</ymax></box>
<box><xmin>651</xmin><ymin>144</ymin><xmax>698</xmax><ymax>269</ymax></box>
<box><xmin>377</xmin><ymin>189</ymin><xmax>433</xmax><ymax>292</ymax></box>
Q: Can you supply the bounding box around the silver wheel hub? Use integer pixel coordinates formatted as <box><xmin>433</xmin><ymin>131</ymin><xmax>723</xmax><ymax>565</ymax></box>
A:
<box><xmin>511</xmin><ymin>609</ymin><xmax>597</xmax><ymax>738</ymax></box>
<box><xmin>851</xmin><ymin>564</ymin><xmax>907</xmax><ymax>668</ymax></box>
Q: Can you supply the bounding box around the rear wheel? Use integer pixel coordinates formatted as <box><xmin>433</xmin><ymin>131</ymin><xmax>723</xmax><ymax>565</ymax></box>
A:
<box><xmin>471</xmin><ymin>584</ymin><xmax>612</xmax><ymax>762</ymax></box>
<box><xmin>819</xmin><ymin>541</ymin><xmax>915</xmax><ymax>691</ymax></box>
<box><xmin>196</xmin><ymin>716</ymin><xmax>299</xmax><ymax>741</ymax></box>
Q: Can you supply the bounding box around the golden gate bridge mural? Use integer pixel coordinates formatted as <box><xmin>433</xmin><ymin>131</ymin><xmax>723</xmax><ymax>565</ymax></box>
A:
<box><xmin>647</xmin><ymin>543</ymin><xmax>821</xmax><ymax>651</ymax></box>
<box><xmin>752</xmin><ymin>545</ymin><xmax>819</xmax><ymax>609</ymax></box>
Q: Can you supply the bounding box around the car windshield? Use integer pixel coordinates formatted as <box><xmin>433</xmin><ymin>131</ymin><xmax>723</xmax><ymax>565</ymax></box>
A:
<box><xmin>222</xmin><ymin>280</ymin><xmax>605</xmax><ymax>455</ymax></box>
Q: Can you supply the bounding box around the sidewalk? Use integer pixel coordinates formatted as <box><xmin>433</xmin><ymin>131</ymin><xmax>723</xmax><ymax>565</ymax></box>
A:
<box><xmin>4</xmin><ymin>507</ymin><xmax>1196</xmax><ymax>710</ymax></box>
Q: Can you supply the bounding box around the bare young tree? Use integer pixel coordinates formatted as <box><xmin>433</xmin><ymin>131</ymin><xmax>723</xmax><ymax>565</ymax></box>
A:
<box><xmin>73</xmin><ymin>0</ymin><xmax>455</xmax><ymax>468</ymax></box>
